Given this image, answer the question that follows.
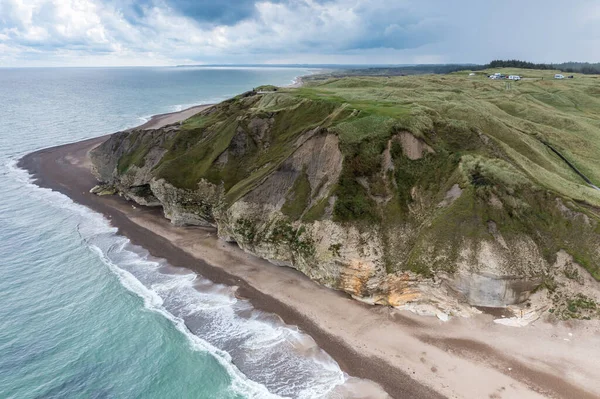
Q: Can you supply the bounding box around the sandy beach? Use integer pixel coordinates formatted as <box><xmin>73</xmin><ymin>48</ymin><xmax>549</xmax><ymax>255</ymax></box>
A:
<box><xmin>19</xmin><ymin>105</ymin><xmax>600</xmax><ymax>399</ymax></box>
<box><xmin>136</xmin><ymin>104</ymin><xmax>213</xmax><ymax>130</ymax></box>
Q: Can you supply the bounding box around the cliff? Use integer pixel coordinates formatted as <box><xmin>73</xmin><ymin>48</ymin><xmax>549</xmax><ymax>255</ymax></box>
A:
<box><xmin>90</xmin><ymin>73</ymin><xmax>600</xmax><ymax>320</ymax></box>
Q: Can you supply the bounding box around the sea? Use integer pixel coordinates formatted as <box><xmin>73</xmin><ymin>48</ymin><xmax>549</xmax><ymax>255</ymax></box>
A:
<box><xmin>0</xmin><ymin>67</ymin><xmax>379</xmax><ymax>399</ymax></box>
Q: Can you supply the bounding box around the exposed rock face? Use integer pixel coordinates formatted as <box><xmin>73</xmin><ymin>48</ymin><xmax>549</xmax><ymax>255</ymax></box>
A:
<box><xmin>450</xmin><ymin>271</ymin><xmax>543</xmax><ymax>307</ymax></box>
<box><xmin>396</xmin><ymin>132</ymin><xmax>434</xmax><ymax>160</ymax></box>
<box><xmin>150</xmin><ymin>179</ymin><xmax>222</xmax><ymax>226</ymax></box>
<box><xmin>90</xmin><ymin>90</ymin><xmax>600</xmax><ymax>317</ymax></box>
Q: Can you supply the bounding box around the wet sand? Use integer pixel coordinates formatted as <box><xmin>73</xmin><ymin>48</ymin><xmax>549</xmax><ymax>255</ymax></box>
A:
<box><xmin>18</xmin><ymin>106</ymin><xmax>600</xmax><ymax>399</ymax></box>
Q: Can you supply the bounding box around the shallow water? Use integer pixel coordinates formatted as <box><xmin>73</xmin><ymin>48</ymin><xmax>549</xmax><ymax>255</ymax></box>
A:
<box><xmin>0</xmin><ymin>67</ymin><xmax>379</xmax><ymax>398</ymax></box>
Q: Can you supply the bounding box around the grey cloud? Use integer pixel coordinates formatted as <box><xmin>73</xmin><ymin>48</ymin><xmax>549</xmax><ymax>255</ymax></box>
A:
<box><xmin>0</xmin><ymin>0</ymin><xmax>598</xmax><ymax>66</ymax></box>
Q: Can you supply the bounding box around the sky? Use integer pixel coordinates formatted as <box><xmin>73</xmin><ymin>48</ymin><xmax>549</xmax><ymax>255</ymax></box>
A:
<box><xmin>0</xmin><ymin>0</ymin><xmax>599</xmax><ymax>67</ymax></box>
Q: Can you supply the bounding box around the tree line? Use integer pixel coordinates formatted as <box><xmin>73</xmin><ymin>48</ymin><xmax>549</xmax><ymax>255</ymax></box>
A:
<box><xmin>311</xmin><ymin>60</ymin><xmax>600</xmax><ymax>81</ymax></box>
<box><xmin>487</xmin><ymin>59</ymin><xmax>600</xmax><ymax>74</ymax></box>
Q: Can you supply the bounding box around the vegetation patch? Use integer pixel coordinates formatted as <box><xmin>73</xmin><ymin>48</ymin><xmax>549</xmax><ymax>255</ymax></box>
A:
<box><xmin>107</xmin><ymin>70</ymin><xmax>600</xmax><ymax>288</ymax></box>
<box><xmin>266</xmin><ymin>220</ymin><xmax>316</xmax><ymax>258</ymax></box>
<box><xmin>281</xmin><ymin>169</ymin><xmax>311</xmax><ymax>220</ymax></box>
<box><xmin>117</xmin><ymin>131</ymin><xmax>152</xmax><ymax>174</ymax></box>
<box><xmin>234</xmin><ymin>218</ymin><xmax>257</xmax><ymax>243</ymax></box>
<box><xmin>328</xmin><ymin>243</ymin><xmax>342</xmax><ymax>257</ymax></box>
<box><xmin>254</xmin><ymin>85</ymin><xmax>279</xmax><ymax>92</ymax></box>
<box><xmin>302</xmin><ymin>196</ymin><xmax>330</xmax><ymax>222</ymax></box>
<box><xmin>550</xmin><ymin>293</ymin><xmax>599</xmax><ymax>320</ymax></box>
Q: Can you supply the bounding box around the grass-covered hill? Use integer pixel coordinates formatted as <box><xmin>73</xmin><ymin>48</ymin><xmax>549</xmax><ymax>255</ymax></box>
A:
<box><xmin>92</xmin><ymin>69</ymin><xmax>600</xmax><ymax>316</ymax></box>
<box><xmin>303</xmin><ymin>60</ymin><xmax>600</xmax><ymax>82</ymax></box>
<box><xmin>299</xmin><ymin>69</ymin><xmax>600</xmax><ymax>207</ymax></box>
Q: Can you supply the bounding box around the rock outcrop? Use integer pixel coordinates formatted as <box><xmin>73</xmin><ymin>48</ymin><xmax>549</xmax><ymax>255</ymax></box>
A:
<box><xmin>90</xmin><ymin>86</ymin><xmax>600</xmax><ymax>319</ymax></box>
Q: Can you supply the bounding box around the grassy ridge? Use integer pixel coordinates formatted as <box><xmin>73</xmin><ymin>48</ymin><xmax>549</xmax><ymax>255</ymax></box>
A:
<box><xmin>292</xmin><ymin>71</ymin><xmax>600</xmax><ymax>277</ymax></box>
<box><xmin>115</xmin><ymin>69</ymin><xmax>600</xmax><ymax>279</ymax></box>
<box><xmin>288</xmin><ymin>71</ymin><xmax>600</xmax><ymax>207</ymax></box>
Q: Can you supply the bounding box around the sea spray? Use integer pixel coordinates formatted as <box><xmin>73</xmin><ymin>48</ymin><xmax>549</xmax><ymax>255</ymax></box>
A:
<box><xmin>84</xmin><ymin>231</ymin><xmax>348</xmax><ymax>398</ymax></box>
<box><xmin>2</xmin><ymin>66</ymin><xmax>365</xmax><ymax>399</ymax></box>
<box><xmin>8</xmin><ymin>159</ymin><xmax>379</xmax><ymax>399</ymax></box>
<box><xmin>2</xmin><ymin>66</ymin><xmax>389</xmax><ymax>399</ymax></box>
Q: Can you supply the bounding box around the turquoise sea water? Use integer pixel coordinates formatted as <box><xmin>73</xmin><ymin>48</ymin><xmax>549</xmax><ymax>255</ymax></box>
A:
<box><xmin>0</xmin><ymin>67</ymin><xmax>371</xmax><ymax>398</ymax></box>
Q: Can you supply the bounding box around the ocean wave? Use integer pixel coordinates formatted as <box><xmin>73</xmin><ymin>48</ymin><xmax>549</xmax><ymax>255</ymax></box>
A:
<box><xmin>5</xmin><ymin>160</ymin><xmax>279</xmax><ymax>398</ymax></box>
<box><xmin>134</xmin><ymin>96</ymin><xmax>229</xmax><ymax>127</ymax></box>
<box><xmin>87</xmin><ymin>242</ymin><xmax>279</xmax><ymax>399</ymax></box>
<box><xmin>6</xmin><ymin>159</ymin><xmax>359</xmax><ymax>399</ymax></box>
<box><xmin>79</xmin><ymin>223</ymin><xmax>348</xmax><ymax>399</ymax></box>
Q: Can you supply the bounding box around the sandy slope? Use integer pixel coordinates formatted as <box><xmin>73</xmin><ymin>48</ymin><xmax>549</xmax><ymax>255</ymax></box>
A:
<box><xmin>19</xmin><ymin>105</ymin><xmax>600</xmax><ymax>399</ymax></box>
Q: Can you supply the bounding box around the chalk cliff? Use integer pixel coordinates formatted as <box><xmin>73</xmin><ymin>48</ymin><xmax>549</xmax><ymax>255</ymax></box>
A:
<box><xmin>91</xmin><ymin>79</ymin><xmax>600</xmax><ymax>320</ymax></box>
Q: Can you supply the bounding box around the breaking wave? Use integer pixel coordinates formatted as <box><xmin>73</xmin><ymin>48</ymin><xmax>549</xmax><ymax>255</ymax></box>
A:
<box><xmin>7</xmin><ymin>159</ymin><xmax>385</xmax><ymax>399</ymax></box>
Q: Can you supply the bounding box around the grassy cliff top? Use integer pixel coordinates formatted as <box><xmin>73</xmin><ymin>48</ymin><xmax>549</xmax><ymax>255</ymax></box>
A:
<box><xmin>110</xmin><ymin>69</ymin><xmax>600</xmax><ymax>279</ymax></box>
<box><xmin>269</xmin><ymin>70</ymin><xmax>600</xmax><ymax>208</ymax></box>
<box><xmin>142</xmin><ymin>68</ymin><xmax>600</xmax><ymax>210</ymax></box>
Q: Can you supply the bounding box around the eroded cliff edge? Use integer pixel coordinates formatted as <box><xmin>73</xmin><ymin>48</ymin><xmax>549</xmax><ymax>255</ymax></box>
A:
<box><xmin>90</xmin><ymin>78</ymin><xmax>600</xmax><ymax>320</ymax></box>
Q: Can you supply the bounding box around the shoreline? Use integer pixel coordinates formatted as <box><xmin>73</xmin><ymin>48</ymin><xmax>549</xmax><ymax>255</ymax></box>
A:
<box><xmin>136</xmin><ymin>71</ymin><xmax>306</xmax><ymax>130</ymax></box>
<box><xmin>136</xmin><ymin>104</ymin><xmax>214</xmax><ymax>130</ymax></box>
<box><xmin>18</xmin><ymin>108</ymin><xmax>431</xmax><ymax>398</ymax></box>
<box><xmin>18</xmin><ymin>106</ymin><xmax>600</xmax><ymax>399</ymax></box>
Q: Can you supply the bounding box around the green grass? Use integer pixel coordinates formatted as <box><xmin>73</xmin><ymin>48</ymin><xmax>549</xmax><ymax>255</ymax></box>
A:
<box><xmin>117</xmin><ymin>130</ymin><xmax>151</xmax><ymax>173</ymax></box>
<box><xmin>254</xmin><ymin>84</ymin><xmax>279</xmax><ymax>92</ymax></box>
<box><xmin>111</xmin><ymin>70</ymin><xmax>600</xmax><ymax>279</ymax></box>
<box><xmin>293</xmin><ymin>72</ymin><xmax>600</xmax><ymax>207</ymax></box>
<box><xmin>123</xmin><ymin>71</ymin><xmax>600</xmax><ymax>207</ymax></box>
<box><xmin>333</xmin><ymin>114</ymin><xmax>396</xmax><ymax>144</ymax></box>
<box><xmin>303</xmin><ymin>196</ymin><xmax>329</xmax><ymax>222</ymax></box>
<box><xmin>155</xmin><ymin>115</ymin><xmax>239</xmax><ymax>189</ymax></box>
<box><xmin>281</xmin><ymin>170</ymin><xmax>311</xmax><ymax>220</ymax></box>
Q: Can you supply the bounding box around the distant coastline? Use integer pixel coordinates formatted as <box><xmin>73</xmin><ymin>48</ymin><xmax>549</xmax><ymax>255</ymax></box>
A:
<box><xmin>137</xmin><ymin>72</ymin><xmax>305</xmax><ymax>131</ymax></box>
<box><xmin>135</xmin><ymin>104</ymin><xmax>214</xmax><ymax>130</ymax></box>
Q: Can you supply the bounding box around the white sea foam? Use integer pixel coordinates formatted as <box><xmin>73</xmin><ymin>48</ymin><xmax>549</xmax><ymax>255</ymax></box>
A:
<box><xmin>7</xmin><ymin>159</ymin><xmax>372</xmax><ymax>398</ymax></box>
<box><xmin>7</xmin><ymin>160</ymin><xmax>280</xmax><ymax>398</ymax></box>
<box><xmin>8</xmin><ymin>149</ymin><xmax>390</xmax><ymax>398</ymax></box>
<box><xmin>137</xmin><ymin>115</ymin><xmax>151</xmax><ymax>125</ymax></box>
<box><xmin>167</xmin><ymin>96</ymin><xmax>230</xmax><ymax>114</ymax></box>
<box><xmin>87</xmin><ymin>243</ymin><xmax>279</xmax><ymax>399</ymax></box>
<box><xmin>83</xmin><ymin>232</ymin><xmax>349</xmax><ymax>399</ymax></box>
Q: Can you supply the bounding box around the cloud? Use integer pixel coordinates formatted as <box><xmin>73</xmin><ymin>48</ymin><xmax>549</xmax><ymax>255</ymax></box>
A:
<box><xmin>0</xmin><ymin>0</ymin><xmax>598</xmax><ymax>66</ymax></box>
<box><xmin>161</xmin><ymin>0</ymin><xmax>268</xmax><ymax>25</ymax></box>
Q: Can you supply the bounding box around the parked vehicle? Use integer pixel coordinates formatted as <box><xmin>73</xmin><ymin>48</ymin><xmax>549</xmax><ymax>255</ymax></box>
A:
<box><xmin>508</xmin><ymin>75</ymin><xmax>521</xmax><ymax>80</ymax></box>
<box><xmin>489</xmin><ymin>72</ymin><xmax>507</xmax><ymax>80</ymax></box>
<box><xmin>555</xmin><ymin>74</ymin><xmax>565</xmax><ymax>79</ymax></box>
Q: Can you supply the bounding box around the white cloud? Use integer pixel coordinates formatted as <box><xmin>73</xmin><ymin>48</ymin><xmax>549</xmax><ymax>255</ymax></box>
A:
<box><xmin>0</xmin><ymin>0</ymin><xmax>598</xmax><ymax>66</ymax></box>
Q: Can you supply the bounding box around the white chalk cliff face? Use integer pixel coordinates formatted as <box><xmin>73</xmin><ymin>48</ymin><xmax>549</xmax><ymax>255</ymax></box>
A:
<box><xmin>90</xmin><ymin>90</ymin><xmax>600</xmax><ymax>319</ymax></box>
